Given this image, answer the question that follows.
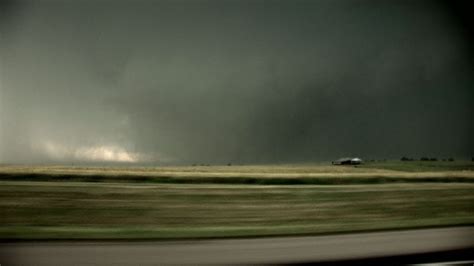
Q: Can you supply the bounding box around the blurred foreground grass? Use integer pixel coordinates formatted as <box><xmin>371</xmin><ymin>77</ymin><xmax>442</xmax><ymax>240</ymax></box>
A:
<box><xmin>1</xmin><ymin>181</ymin><xmax>473</xmax><ymax>239</ymax></box>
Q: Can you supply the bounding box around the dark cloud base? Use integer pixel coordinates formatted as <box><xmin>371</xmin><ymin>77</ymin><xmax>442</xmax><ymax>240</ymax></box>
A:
<box><xmin>0</xmin><ymin>0</ymin><xmax>472</xmax><ymax>164</ymax></box>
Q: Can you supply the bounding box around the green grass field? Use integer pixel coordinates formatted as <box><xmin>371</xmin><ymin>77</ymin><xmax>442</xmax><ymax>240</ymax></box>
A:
<box><xmin>1</xmin><ymin>161</ymin><xmax>473</xmax><ymax>185</ymax></box>
<box><xmin>359</xmin><ymin>160</ymin><xmax>474</xmax><ymax>172</ymax></box>
<box><xmin>1</xmin><ymin>161</ymin><xmax>473</xmax><ymax>240</ymax></box>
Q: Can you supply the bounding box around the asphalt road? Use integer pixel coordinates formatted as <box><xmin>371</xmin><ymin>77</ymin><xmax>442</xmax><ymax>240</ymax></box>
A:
<box><xmin>1</xmin><ymin>226</ymin><xmax>473</xmax><ymax>265</ymax></box>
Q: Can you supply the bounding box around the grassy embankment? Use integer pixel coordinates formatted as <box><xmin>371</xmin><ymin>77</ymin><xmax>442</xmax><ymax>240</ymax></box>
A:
<box><xmin>1</xmin><ymin>161</ymin><xmax>473</xmax><ymax>240</ymax></box>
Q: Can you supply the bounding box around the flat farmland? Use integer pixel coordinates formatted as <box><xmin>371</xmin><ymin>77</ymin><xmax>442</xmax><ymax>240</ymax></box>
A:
<box><xmin>1</xmin><ymin>161</ymin><xmax>473</xmax><ymax>185</ymax></box>
<box><xmin>1</xmin><ymin>162</ymin><xmax>473</xmax><ymax>240</ymax></box>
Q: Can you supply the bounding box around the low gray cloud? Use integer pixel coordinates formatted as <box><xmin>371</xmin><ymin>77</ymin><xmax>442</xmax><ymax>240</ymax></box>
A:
<box><xmin>0</xmin><ymin>0</ymin><xmax>472</xmax><ymax>164</ymax></box>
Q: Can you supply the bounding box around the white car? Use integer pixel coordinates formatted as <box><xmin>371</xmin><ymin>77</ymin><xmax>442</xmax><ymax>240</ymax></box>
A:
<box><xmin>332</xmin><ymin>157</ymin><xmax>363</xmax><ymax>165</ymax></box>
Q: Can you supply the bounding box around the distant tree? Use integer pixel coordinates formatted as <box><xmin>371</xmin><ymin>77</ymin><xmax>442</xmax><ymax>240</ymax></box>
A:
<box><xmin>227</xmin><ymin>163</ymin><xmax>232</xmax><ymax>166</ymax></box>
<box><xmin>401</xmin><ymin>157</ymin><xmax>414</xmax><ymax>161</ymax></box>
<box><xmin>420</xmin><ymin>157</ymin><xmax>430</xmax><ymax>161</ymax></box>
<box><xmin>448</xmin><ymin>158</ymin><xmax>454</xmax><ymax>162</ymax></box>
<box><xmin>430</xmin><ymin>158</ymin><xmax>437</xmax><ymax>161</ymax></box>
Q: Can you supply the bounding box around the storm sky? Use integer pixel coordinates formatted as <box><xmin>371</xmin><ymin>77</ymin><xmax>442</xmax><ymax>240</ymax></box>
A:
<box><xmin>0</xmin><ymin>0</ymin><xmax>472</xmax><ymax>164</ymax></box>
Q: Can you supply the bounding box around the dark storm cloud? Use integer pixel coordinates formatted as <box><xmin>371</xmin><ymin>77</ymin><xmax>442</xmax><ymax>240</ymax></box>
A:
<box><xmin>0</xmin><ymin>0</ymin><xmax>472</xmax><ymax>164</ymax></box>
